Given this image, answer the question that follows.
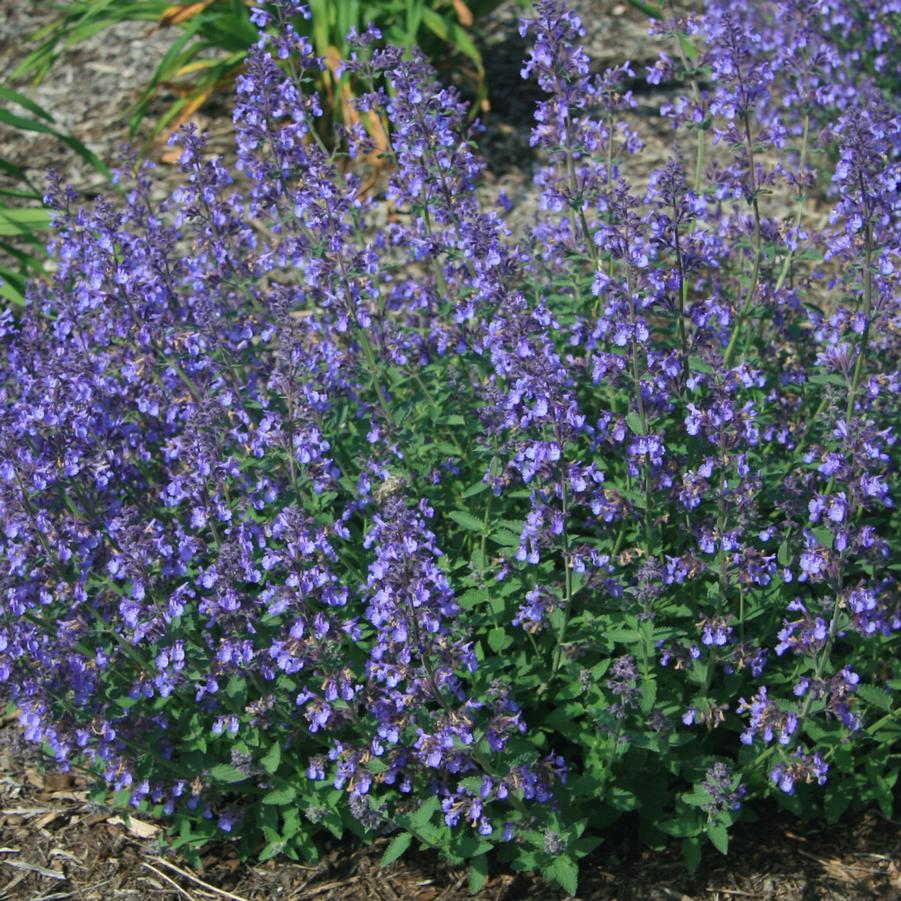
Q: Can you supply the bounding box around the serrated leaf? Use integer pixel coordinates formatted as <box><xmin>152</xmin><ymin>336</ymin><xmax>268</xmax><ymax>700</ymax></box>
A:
<box><xmin>458</xmin><ymin>588</ymin><xmax>489</xmax><ymax>610</ymax></box>
<box><xmin>461</xmin><ymin>479</ymin><xmax>489</xmax><ymax>499</ymax></box>
<box><xmin>777</xmin><ymin>539</ymin><xmax>792</xmax><ymax>566</ymax></box>
<box><xmin>260</xmin><ymin>741</ymin><xmax>281</xmax><ymax>775</ymax></box>
<box><xmin>259</xmin><ymin>840</ymin><xmax>283</xmax><ymax>862</ymax></box>
<box><xmin>688</xmin><ymin>354</ymin><xmax>712</xmax><ymax>374</ymax></box>
<box><xmin>469</xmin><ymin>854</ymin><xmax>489</xmax><ymax>893</ymax></box>
<box><xmin>550</xmin><ymin>856</ymin><xmax>578</xmax><ymax>897</ymax></box>
<box><xmin>824</xmin><ymin>787</ymin><xmax>851</xmax><ymax>823</ymax></box>
<box><xmin>408</xmin><ymin>795</ymin><xmax>440</xmax><ymax>829</ymax></box>
<box><xmin>683</xmin><ymin>835</ymin><xmax>702</xmax><ymax>872</ymax></box>
<box><xmin>225</xmin><ymin>675</ymin><xmax>246</xmax><ymax>700</ymax></box>
<box><xmin>489</xmin><ymin>528</ymin><xmax>520</xmax><ymax>547</ymax></box>
<box><xmin>626</xmin><ymin>411</ymin><xmax>646</xmax><ymax>436</ymax></box>
<box><xmin>449</xmin><ymin>510</ymin><xmax>485</xmax><ymax>533</ymax></box>
<box><xmin>282</xmin><ymin>807</ymin><xmax>302</xmax><ymax>838</ymax></box>
<box><xmin>381</xmin><ymin>832</ymin><xmax>412</xmax><ymax>867</ymax></box>
<box><xmin>706</xmin><ymin>822</ymin><xmax>728</xmax><ymax>855</ymax></box>
<box><xmin>263</xmin><ymin>785</ymin><xmax>297</xmax><ymax>805</ymax></box>
<box><xmin>857</xmin><ymin>683</ymin><xmax>893</xmax><ymax>712</ymax></box>
<box><xmin>487</xmin><ymin>627</ymin><xmax>512</xmax><ymax>653</ymax></box>
<box><xmin>208</xmin><ymin>764</ymin><xmax>248</xmax><ymax>784</ymax></box>
<box><xmin>808</xmin><ymin>373</ymin><xmax>846</xmax><ymax>386</ymax></box>
<box><xmin>678</xmin><ymin>33</ymin><xmax>699</xmax><ymax>62</ymax></box>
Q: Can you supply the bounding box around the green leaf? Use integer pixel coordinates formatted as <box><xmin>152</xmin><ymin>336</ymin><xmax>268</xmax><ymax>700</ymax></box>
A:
<box><xmin>550</xmin><ymin>856</ymin><xmax>578</xmax><ymax>897</ymax></box>
<box><xmin>678</xmin><ymin>33</ymin><xmax>699</xmax><ymax>62</ymax></box>
<box><xmin>208</xmin><ymin>764</ymin><xmax>248</xmax><ymax>784</ymax></box>
<box><xmin>381</xmin><ymin>832</ymin><xmax>412</xmax><ymax>867</ymax></box>
<box><xmin>263</xmin><ymin>785</ymin><xmax>297</xmax><ymax>805</ymax></box>
<box><xmin>260</xmin><ymin>741</ymin><xmax>281</xmax><ymax>775</ymax></box>
<box><xmin>824</xmin><ymin>787</ymin><xmax>851</xmax><ymax>823</ymax></box>
<box><xmin>469</xmin><ymin>854</ymin><xmax>489</xmax><ymax>893</ymax></box>
<box><xmin>408</xmin><ymin>795</ymin><xmax>440</xmax><ymax>829</ymax></box>
<box><xmin>626</xmin><ymin>411</ymin><xmax>646</xmax><ymax>435</ymax></box>
<box><xmin>420</xmin><ymin>7</ymin><xmax>484</xmax><ymax>74</ymax></box>
<box><xmin>682</xmin><ymin>835</ymin><xmax>702</xmax><ymax>872</ymax></box>
<box><xmin>461</xmin><ymin>479</ymin><xmax>489</xmax><ymax>498</ymax></box>
<box><xmin>487</xmin><ymin>627</ymin><xmax>512</xmax><ymax>653</ymax></box>
<box><xmin>573</xmin><ymin>835</ymin><xmax>603</xmax><ymax>857</ymax></box>
<box><xmin>0</xmin><ymin>109</ymin><xmax>110</xmax><ymax>178</ymax></box>
<box><xmin>449</xmin><ymin>510</ymin><xmax>486</xmax><ymax>533</ymax></box>
<box><xmin>857</xmin><ymin>683</ymin><xmax>893</xmax><ymax>712</ymax></box>
<box><xmin>489</xmin><ymin>528</ymin><xmax>520</xmax><ymax>548</ymax></box>
<box><xmin>811</xmin><ymin>527</ymin><xmax>834</xmax><ymax>549</ymax></box>
<box><xmin>706</xmin><ymin>822</ymin><xmax>729</xmax><ymax>855</ymax></box>
<box><xmin>225</xmin><ymin>675</ymin><xmax>247</xmax><ymax>700</ymax></box>
<box><xmin>625</xmin><ymin>0</ymin><xmax>663</xmax><ymax>19</ymax></box>
<box><xmin>777</xmin><ymin>539</ymin><xmax>792</xmax><ymax>566</ymax></box>
<box><xmin>260</xmin><ymin>840</ymin><xmax>283</xmax><ymax>862</ymax></box>
<box><xmin>0</xmin><ymin>86</ymin><xmax>55</xmax><ymax>122</ymax></box>
<box><xmin>808</xmin><ymin>373</ymin><xmax>846</xmax><ymax>386</ymax></box>
<box><xmin>458</xmin><ymin>588</ymin><xmax>489</xmax><ymax>610</ymax></box>
<box><xmin>0</xmin><ymin>271</ymin><xmax>26</xmax><ymax>306</ymax></box>
<box><xmin>0</xmin><ymin>207</ymin><xmax>52</xmax><ymax>236</ymax></box>
<box><xmin>688</xmin><ymin>354</ymin><xmax>713</xmax><ymax>374</ymax></box>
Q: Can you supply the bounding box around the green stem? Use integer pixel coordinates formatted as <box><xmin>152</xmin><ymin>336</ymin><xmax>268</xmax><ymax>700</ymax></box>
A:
<box><xmin>845</xmin><ymin>223</ymin><xmax>874</xmax><ymax>421</ymax></box>
<box><xmin>478</xmin><ymin>455</ymin><xmax>499</xmax><ymax>576</ymax></box>
<box><xmin>551</xmin><ymin>466</ymin><xmax>574</xmax><ymax>676</ymax></box>
<box><xmin>773</xmin><ymin>113</ymin><xmax>810</xmax><ymax>294</ymax></box>
<box><xmin>626</xmin><ymin>269</ymin><xmax>654</xmax><ymax>555</ymax></box>
<box><xmin>673</xmin><ymin>215</ymin><xmax>690</xmax><ymax>384</ymax></box>
<box><xmin>723</xmin><ymin>107</ymin><xmax>763</xmax><ymax>368</ymax></box>
<box><xmin>694</xmin><ymin>126</ymin><xmax>706</xmax><ymax>195</ymax></box>
<box><xmin>357</xmin><ymin>321</ymin><xmax>396</xmax><ymax>429</ymax></box>
<box><xmin>666</xmin><ymin>9</ymin><xmax>706</xmax><ymax>194</ymax></box>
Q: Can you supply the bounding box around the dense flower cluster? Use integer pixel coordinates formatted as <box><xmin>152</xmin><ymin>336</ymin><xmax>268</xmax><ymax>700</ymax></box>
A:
<box><xmin>0</xmin><ymin>0</ymin><xmax>897</xmax><ymax>886</ymax></box>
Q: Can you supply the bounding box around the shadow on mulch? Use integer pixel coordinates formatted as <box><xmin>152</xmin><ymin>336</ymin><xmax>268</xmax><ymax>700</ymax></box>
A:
<box><xmin>0</xmin><ymin>717</ymin><xmax>898</xmax><ymax>901</ymax></box>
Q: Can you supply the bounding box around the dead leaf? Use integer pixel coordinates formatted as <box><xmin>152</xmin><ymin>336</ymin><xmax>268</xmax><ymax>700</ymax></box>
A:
<box><xmin>107</xmin><ymin>815</ymin><xmax>160</xmax><ymax>839</ymax></box>
<box><xmin>159</xmin><ymin>1</ymin><xmax>215</xmax><ymax>29</ymax></box>
<box><xmin>452</xmin><ymin>0</ymin><xmax>474</xmax><ymax>27</ymax></box>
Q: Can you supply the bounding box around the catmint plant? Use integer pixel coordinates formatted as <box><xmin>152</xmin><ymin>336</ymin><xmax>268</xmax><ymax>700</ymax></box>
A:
<box><xmin>0</xmin><ymin>0</ymin><xmax>897</xmax><ymax>892</ymax></box>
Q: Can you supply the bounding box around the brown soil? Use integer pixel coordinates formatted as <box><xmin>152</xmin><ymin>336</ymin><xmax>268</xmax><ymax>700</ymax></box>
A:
<box><xmin>1</xmin><ymin>713</ymin><xmax>899</xmax><ymax>901</ymax></box>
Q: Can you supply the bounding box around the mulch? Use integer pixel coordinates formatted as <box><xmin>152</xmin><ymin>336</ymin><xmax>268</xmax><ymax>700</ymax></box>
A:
<box><xmin>1</xmin><ymin>713</ymin><xmax>898</xmax><ymax>900</ymax></box>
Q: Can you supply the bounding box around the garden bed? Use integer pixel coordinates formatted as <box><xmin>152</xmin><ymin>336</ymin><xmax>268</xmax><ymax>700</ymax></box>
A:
<box><xmin>1</xmin><ymin>715</ymin><xmax>898</xmax><ymax>900</ymax></box>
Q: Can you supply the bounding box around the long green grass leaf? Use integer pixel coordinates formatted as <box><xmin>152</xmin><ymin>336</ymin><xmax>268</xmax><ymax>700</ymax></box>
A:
<box><xmin>0</xmin><ymin>207</ymin><xmax>52</xmax><ymax>236</ymax></box>
<box><xmin>420</xmin><ymin>7</ymin><xmax>483</xmax><ymax>74</ymax></box>
<box><xmin>0</xmin><ymin>86</ymin><xmax>55</xmax><ymax>122</ymax></box>
<box><xmin>0</xmin><ymin>266</ymin><xmax>27</xmax><ymax>306</ymax></box>
<box><xmin>0</xmin><ymin>110</ymin><xmax>111</xmax><ymax>179</ymax></box>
